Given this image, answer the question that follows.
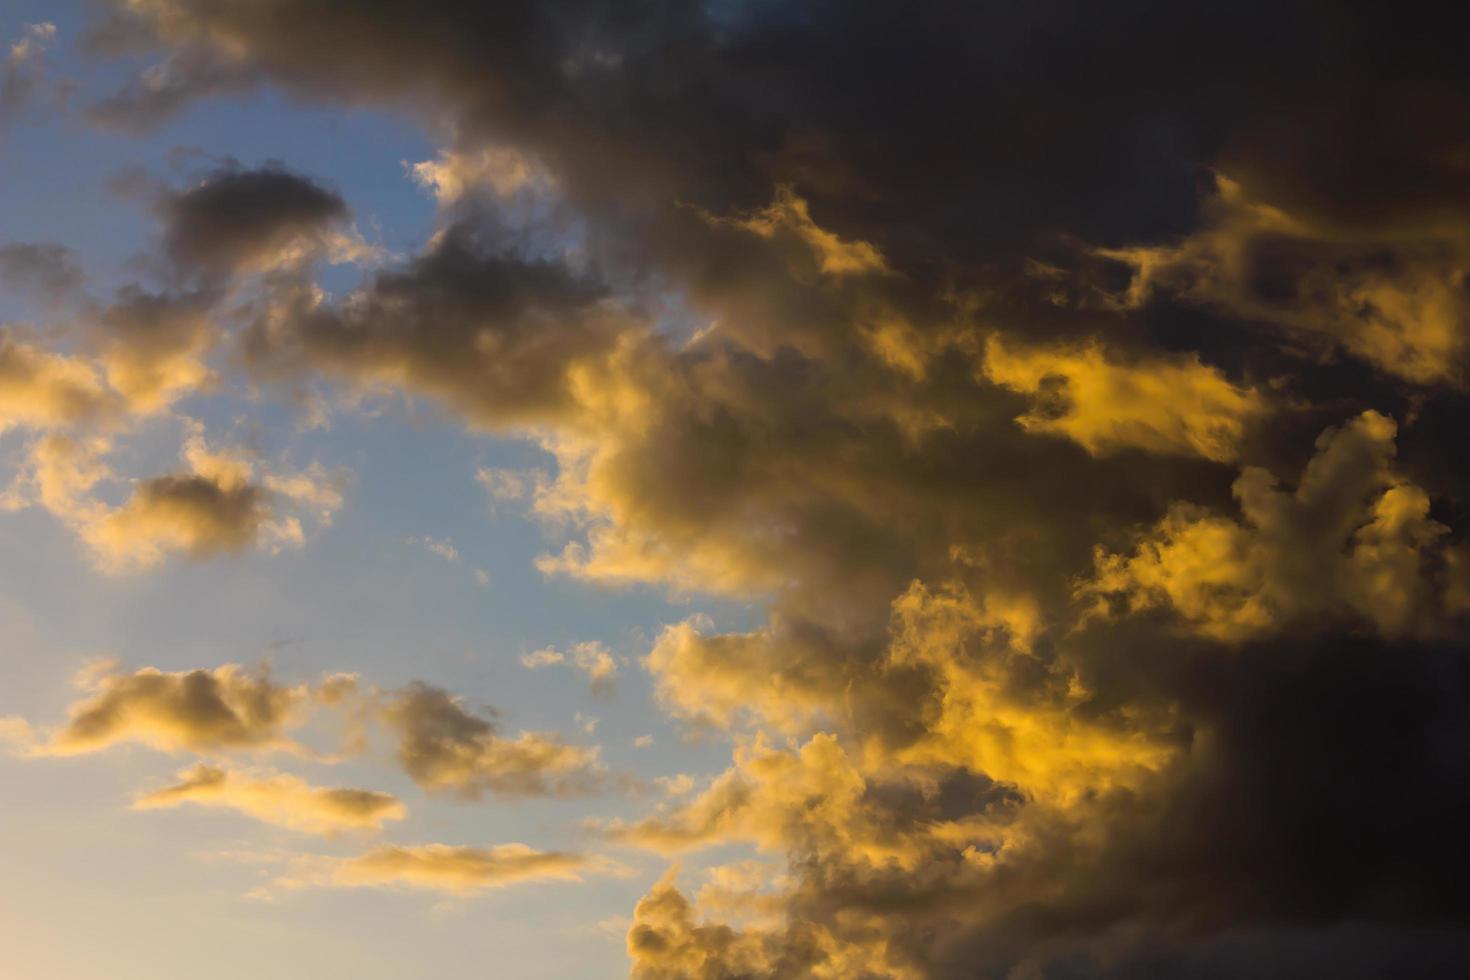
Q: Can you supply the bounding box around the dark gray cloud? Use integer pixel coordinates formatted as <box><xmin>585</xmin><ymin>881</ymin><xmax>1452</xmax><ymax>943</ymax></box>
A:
<box><xmin>0</xmin><ymin>243</ymin><xmax>86</xmax><ymax>304</ymax></box>
<box><xmin>156</xmin><ymin>163</ymin><xmax>354</xmax><ymax>278</ymax></box>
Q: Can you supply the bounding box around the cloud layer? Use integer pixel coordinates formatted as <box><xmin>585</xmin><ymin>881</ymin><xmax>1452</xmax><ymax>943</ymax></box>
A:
<box><xmin>5</xmin><ymin>1</ymin><xmax>1470</xmax><ymax>976</ymax></box>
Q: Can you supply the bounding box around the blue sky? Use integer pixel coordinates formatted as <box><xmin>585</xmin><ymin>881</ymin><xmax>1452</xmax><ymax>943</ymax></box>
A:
<box><xmin>0</xmin><ymin>6</ymin><xmax>752</xmax><ymax>977</ymax></box>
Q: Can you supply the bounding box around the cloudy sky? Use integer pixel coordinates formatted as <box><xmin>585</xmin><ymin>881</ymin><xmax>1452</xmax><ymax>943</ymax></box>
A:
<box><xmin>2</xmin><ymin>2</ymin><xmax>1469</xmax><ymax>978</ymax></box>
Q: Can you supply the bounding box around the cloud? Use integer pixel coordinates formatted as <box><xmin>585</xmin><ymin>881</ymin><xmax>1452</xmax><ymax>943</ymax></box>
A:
<box><xmin>1091</xmin><ymin>174</ymin><xmax>1470</xmax><ymax>386</ymax></box>
<box><xmin>9</xmin><ymin>424</ymin><xmax>345</xmax><ymax>572</ymax></box>
<box><xmin>33</xmin><ymin>662</ymin><xmax>308</xmax><ymax>756</ymax></box>
<box><xmin>982</xmin><ymin>334</ymin><xmax>1268</xmax><ymax>462</ymax></box>
<box><xmin>520</xmin><ymin>649</ymin><xmax>565</xmax><ymax>669</ymax></box>
<box><xmin>134</xmin><ymin>763</ymin><xmax>405</xmax><ymax>834</ymax></box>
<box><xmin>1</xmin><ymin>22</ymin><xmax>56</xmax><ymax>126</ymax></box>
<box><xmin>93</xmin><ymin>287</ymin><xmax>216</xmax><ymax>414</ymax></box>
<box><xmin>1080</xmin><ymin>411</ymin><xmax>1468</xmax><ymax>641</ymax></box>
<box><xmin>380</xmin><ymin>681</ymin><xmax>607</xmax><ymax>798</ymax></box>
<box><xmin>523</xmin><ymin>641</ymin><xmax>618</xmax><ymax>693</ymax></box>
<box><xmin>157</xmin><ymin>164</ymin><xmax>371</xmax><ymax>278</ymax></box>
<box><xmin>476</xmin><ymin>466</ymin><xmax>542</xmax><ymax>503</ymax></box>
<box><xmin>243</xmin><ymin>222</ymin><xmax>626</xmax><ymax>428</ymax></box>
<box><xmin>418</xmin><ymin>536</ymin><xmax>459</xmax><ymax>562</ymax></box>
<box><xmin>702</xmin><ymin>185</ymin><xmax>891</xmax><ymax>279</ymax></box>
<box><xmin>267</xmin><ymin>842</ymin><xmax>604</xmax><ymax>897</ymax></box>
<box><xmin>0</xmin><ymin>243</ymin><xmax>86</xmax><ymax>303</ymax></box>
<box><xmin>0</xmin><ymin>332</ymin><xmax>121</xmax><ymax>434</ymax></box>
<box><xmin>409</xmin><ymin>145</ymin><xmax>550</xmax><ymax>204</ymax></box>
<box><xmin>87</xmin><ymin>47</ymin><xmax>258</xmax><ymax>131</ymax></box>
<box><xmin>47</xmin><ymin>1</ymin><xmax>1470</xmax><ymax>972</ymax></box>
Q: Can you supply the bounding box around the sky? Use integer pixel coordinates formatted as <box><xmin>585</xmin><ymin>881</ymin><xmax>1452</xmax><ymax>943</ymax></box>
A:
<box><xmin>0</xmin><ymin>2</ymin><xmax>1468</xmax><ymax>978</ymax></box>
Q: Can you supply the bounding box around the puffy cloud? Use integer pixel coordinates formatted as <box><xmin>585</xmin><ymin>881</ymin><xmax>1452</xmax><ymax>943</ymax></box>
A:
<box><xmin>157</xmin><ymin>164</ymin><xmax>372</xmax><ymax>278</ymax></box>
<box><xmin>134</xmin><ymin>763</ymin><xmax>405</xmax><ymax>834</ymax></box>
<box><xmin>1093</xmin><ymin>174</ymin><xmax>1470</xmax><ymax>385</ymax></box>
<box><xmin>0</xmin><ymin>332</ymin><xmax>121</xmax><ymax>433</ymax></box>
<box><xmin>627</xmin><ymin>868</ymin><xmax>922</xmax><ymax>980</ymax></box>
<box><xmin>242</xmin><ymin>222</ymin><xmax>627</xmax><ymax>428</ymax></box>
<box><xmin>380</xmin><ymin>682</ymin><xmax>606</xmax><ymax>798</ymax></box>
<box><xmin>9</xmin><ymin>425</ymin><xmax>344</xmax><ymax>572</ymax></box>
<box><xmin>34</xmin><ymin>662</ymin><xmax>308</xmax><ymax>756</ymax></box>
<box><xmin>1080</xmin><ymin>411</ymin><xmax>1466</xmax><ymax>641</ymax></box>
<box><xmin>56</xmin><ymin>1</ymin><xmax>1470</xmax><ymax>972</ymax></box>
<box><xmin>982</xmin><ymin>334</ymin><xmax>1267</xmax><ymax>462</ymax></box>
<box><xmin>94</xmin><ymin>287</ymin><xmax>216</xmax><ymax>413</ymax></box>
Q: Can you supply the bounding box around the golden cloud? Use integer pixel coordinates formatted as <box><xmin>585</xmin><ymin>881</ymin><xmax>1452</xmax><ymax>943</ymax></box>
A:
<box><xmin>1080</xmin><ymin>411</ymin><xmax>1464</xmax><ymax>641</ymax></box>
<box><xmin>982</xmin><ymin>333</ymin><xmax>1267</xmax><ymax>462</ymax></box>
<box><xmin>134</xmin><ymin>763</ymin><xmax>406</xmax><ymax>835</ymax></box>
<box><xmin>36</xmin><ymin>662</ymin><xmax>308</xmax><ymax>756</ymax></box>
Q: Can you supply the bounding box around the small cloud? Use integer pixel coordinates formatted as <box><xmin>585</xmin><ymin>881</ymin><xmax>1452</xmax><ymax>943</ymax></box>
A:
<box><xmin>521</xmin><ymin>641</ymin><xmax>619</xmax><ymax>694</ymax></box>
<box><xmin>476</xmin><ymin>466</ymin><xmax>548</xmax><ymax>510</ymax></box>
<box><xmin>521</xmin><ymin>648</ymin><xmax>565</xmax><ymax>670</ymax></box>
<box><xmin>418</xmin><ymin>536</ymin><xmax>460</xmax><ymax>562</ymax></box>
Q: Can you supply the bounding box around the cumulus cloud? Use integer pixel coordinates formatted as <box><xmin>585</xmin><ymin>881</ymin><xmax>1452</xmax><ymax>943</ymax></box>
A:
<box><xmin>134</xmin><ymin>763</ymin><xmax>405</xmax><ymax>835</ymax></box>
<box><xmin>157</xmin><ymin>164</ymin><xmax>373</xmax><ymax>278</ymax></box>
<box><xmin>243</xmin><ymin>222</ymin><xmax>626</xmax><ymax>427</ymax></box>
<box><xmin>1080</xmin><ymin>411</ymin><xmax>1467</xmax><ymax>641</ymax></box>
<box><xmin>93</xmin><ymin>287</ymin><xmax>216</xmax><ymax>413</ymax></box>
<box><xmin>0</xmin><ymin>332</ymin><xmax>121</xmax><ymax>434</ymax></box>
<box><xmin>40</xmin><ymin>0</ymin><xmax>1470</xmax><ymax>973</ymax></box>
<box><xmin>8</xmin><ymin>424</ymin><xmax>344</xmax><ymax>572</ymax></box>
<box><xmin>380</xmin><ymin>681</ymin><xmax>607</xmax><ymax>798</ymax></box>
<box><xmin>32</xmin><ymin>662</ymin><xmax>309</xmax><ymax>756</ymax></box>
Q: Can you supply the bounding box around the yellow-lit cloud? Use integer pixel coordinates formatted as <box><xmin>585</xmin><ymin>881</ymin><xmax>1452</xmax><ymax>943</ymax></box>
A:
<box><xmin>982</xmin><ymin>333</ymin><xmax>1266</xmax><ymax>461</ymax></box>
<box><xmin>0</xmin><ymin>332</ymin><xmax>120</xmax><ymax>433</ymax></box>
<box><xmin>35</xmin><ymin>662</ymin><xmax>308</xmax><ymax>756</ymax></box>
<box><xmin>9</xmin><ymin>425</ymin><xmax>344</xmax><ymax>572</ymax></box>
<box><xmin>134</xmin><ymin>763</ymin><xmax>406</xmax><ymax>834</ymax></box>
<box><xmin>270</xmin><ymin>843</ymin><xmax>604</xmax><ymax>896</ymax></box>
<box><xmin>1094</xmin><ymin>174</ymin><xmax>1470</xmax><ymax>385</ymax></box>
<box><xmin>703</xmin><ymin>184</ymin><xmax>891</xmax><ymax>278</ymax></box>
<box><xmin>1080</xmin><ymin>411</ymin><xmax>1462</xmax><ymax>640</ymax></box>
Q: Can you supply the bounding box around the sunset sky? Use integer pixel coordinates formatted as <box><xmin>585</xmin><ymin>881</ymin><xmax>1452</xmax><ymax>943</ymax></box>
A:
<box><xmin>2</xmin><ymin>2</ymin><xmax>1469</xmax><ymax>978</ymax></box>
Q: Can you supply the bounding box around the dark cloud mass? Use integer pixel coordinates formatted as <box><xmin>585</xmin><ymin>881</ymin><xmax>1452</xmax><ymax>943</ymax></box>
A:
<box><xmin>157</xmin><ymin>164</ymin><xmax>354</xmax><ymax>278</ymax></box>
<box><xmin>69</xmin><ymin>1</ymin><xmax>1470</xmax><ymax>975</ymax></box>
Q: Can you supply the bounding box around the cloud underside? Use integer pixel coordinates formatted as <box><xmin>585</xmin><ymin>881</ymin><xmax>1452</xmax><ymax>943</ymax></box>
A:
<box><xmin>6</xmin><ymin>0</ymin><xmax>1469</xmax><ymax>975</ymax></box>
